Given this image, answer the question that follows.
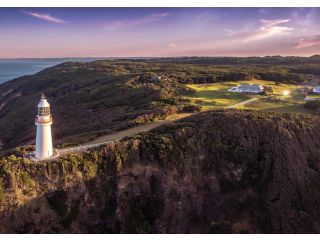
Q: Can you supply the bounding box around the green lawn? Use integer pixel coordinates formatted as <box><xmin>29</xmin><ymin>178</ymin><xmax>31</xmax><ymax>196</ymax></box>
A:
<box><xmin>186</xmin><ymin>80</ymin><xmax>308</xmax><ymax>113</ymax></box>
<box><xmin>239</xmin><ymin>98</ymin><xmax>312</xmax><ymax>113</ymax></box>
<box><xmin>186</xmin><ymin>82</ymin><xmax>254</xmax><ymax>110</ymax></box>
<box><xmin>304</xmin><ymin>94</ymin><xmax>320</xmax><ymax>100</ymax></box>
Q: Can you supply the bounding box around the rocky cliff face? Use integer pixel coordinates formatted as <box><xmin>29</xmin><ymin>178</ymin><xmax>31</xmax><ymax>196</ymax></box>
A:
<box><xmin>0</xmin><ymin>110</ymin><xmax>320</xmax><ymax>233</ymax></box>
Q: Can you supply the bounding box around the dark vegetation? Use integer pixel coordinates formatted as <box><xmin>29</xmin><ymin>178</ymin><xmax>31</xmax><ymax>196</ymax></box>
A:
<box><xmin>305</xmin><ymin>100</ymin><xmax>320</xmax><ymax>111</ymax></box>
<box><xmin>129</xmin><ymin>55</ymin><xmax>320</xmax><ymax>83</ymax></box>
<box><xmin>0</xmin><ymin>110</ymin><xmax>319</xmax><ymax>233</ymax></box>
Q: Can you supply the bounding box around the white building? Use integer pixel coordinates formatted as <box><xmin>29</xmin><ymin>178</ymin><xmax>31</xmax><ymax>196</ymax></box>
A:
<box><xmin>312</xmin><ymin>86</ymin><xmax>320</xmax><ymax>94</ymax></box>
<box><xmin>35</xmin><ymin>94</ymin><xmax>53</xmax><ymax>159</ymax></box>
<box><xmin>228</xmin><ymin>84</ymin><xmax>264</xmax><ymax>93</ymax></box>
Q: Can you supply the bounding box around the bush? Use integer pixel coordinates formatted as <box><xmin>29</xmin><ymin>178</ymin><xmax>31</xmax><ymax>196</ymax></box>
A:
<box><xmin>181</xmin><ymin>105</ymin><xmax>202</xmax><ymax>113</ymax></box>
<box><xmin>0</xmin><ymin>180</ymin><xmax>4</xmax><ymax>203</ymax></box>
<box><xmin>263</xmin><ymin>86</ymin><xmax>273</xmax><ymax>94</ymax></box>
<box><xmin>305</xmin><ymin>100</ymin><xmax>320</xmax><ymax>110</ymax></box>
<box><xmin>46</xmin><ymin>189</ymin><xmax>68</xmax><ymax>217</ymax></box>
<box><xmin>21</xmin><ymin>172</ymin><xmax>32</xmax><ymax>185</ymax></box>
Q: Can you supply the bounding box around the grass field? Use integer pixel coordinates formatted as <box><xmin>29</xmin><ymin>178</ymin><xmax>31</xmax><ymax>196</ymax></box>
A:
<box><xmin>238</xmin><ymin>98</ymin><xmax>312</xmax><ymax>113</ymax></box>
<box><xmin>186</xmin><ymin>82</ymin><xmax>253</xmax><ymax>110</ymax></box>
<box><xmin>186</xmin><ymin>80</ymin><xmax>310</xmax><ymax>113</ymax></box>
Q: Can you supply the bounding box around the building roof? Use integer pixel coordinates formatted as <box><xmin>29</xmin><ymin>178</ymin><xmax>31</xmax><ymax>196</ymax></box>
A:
<box><xmin>313</xmin><ymin>85</ymin><xmax>320</xmax><ymax>91</ymax></box>
<box><xmin>37</xmin><ymin>95</ymin><xmax>50</xmax><ymax>108</ymax></box>
<box><xmin>228</xmin><ymin>83</ymin><xmax>264</xmax><ymax>93</ymax></box>
<box><xmin>238</xmin><ymin>84</ymin><xmax>263</xmax><ymax>91</ymax></box>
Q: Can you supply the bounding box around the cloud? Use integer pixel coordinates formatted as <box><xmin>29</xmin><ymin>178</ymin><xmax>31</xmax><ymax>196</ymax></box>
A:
<box><xmin>168</xmin><ymin>43</ymin><xmax>176</xmax><ymax>48</ymax></box>
<box><xmin>295</xmin><ymin>34</ymin><xmax>320</xmax><ymax>49</ymax></box>
<box><xmin>22</xmin><ymin>10</ymin><xmax>67</xmax><ymax>24</ymax></box>
<box><xmin>226</xmin><ymin>18</ymin><xmax>293</xmax><ymax>43</ymax></box>
<box><xmin>260</xmin><ymin>18</ymin><xmax>290</xmax><ymax>27</ymax></box>
<box><xmin>102</xmin><ymin>12</ymin><xmax>170</xmax><ymax>30</ymax></box>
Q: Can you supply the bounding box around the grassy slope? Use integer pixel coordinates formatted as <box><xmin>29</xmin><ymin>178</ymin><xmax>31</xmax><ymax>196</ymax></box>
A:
<box><xmin>186</xmin><ymin>82</ymin><xmax>252</xmax><ymax>110</ymax></box>
<box><xmin>239</xmin><ymin>99</ymin><xmax>312</xmax><ymax>113</ymax></box>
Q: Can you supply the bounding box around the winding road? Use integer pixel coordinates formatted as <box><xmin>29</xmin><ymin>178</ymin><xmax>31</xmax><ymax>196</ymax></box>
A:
<box><xmin>57</xmin><ymin>113</ymin><xmax>193</xmax><ymax>157</ymax></box>
<box><xmin>225</xmin><ymin>97</ymin><xmax>258</xmax><ymax>109</ymax></box>
<box><xmin>56</xmin><ymin>98</ymin><xmax>258</xmax><ymax>158</ymax></box>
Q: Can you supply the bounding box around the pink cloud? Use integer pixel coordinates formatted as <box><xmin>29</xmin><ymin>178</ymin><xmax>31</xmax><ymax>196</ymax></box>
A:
<box><xmin>295</xmin><ymin>34</ymin><xmax>320</xmax><ymax>49</ymax></box>
<box><xmin>260</xmin><ymin>18</ymin><xmax>290</xmax><ymax>27</ymax></box>
<box><xmin>102</xmin><ymin>12</ymin><xmax>170</xmax><ymax>30</ymax></box>
<box><xmin>226</xmin><ymin>18</ymin><xmax>292</xmax><ymax>43</ymax></box>
<box><xmin>22</xmin><ymin>10</ymin><xmax>67</xmax><ymax>24</ymax></box>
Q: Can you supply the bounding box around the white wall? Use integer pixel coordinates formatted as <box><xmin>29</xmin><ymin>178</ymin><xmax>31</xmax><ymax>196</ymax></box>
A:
<box><xmin>35</xmin><ymin>122</ymin><xmax>53</xmax><ymax>159</ymax></box>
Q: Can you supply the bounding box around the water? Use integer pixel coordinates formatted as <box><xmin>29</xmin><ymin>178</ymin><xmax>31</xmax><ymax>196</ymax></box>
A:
<box><xmin>0</xmin><ymin>58</ymin><xmax>101</xmax><ymax>85</ymax></box>
<box><xmin>0</xmin><ymin>59</ymin><xmax>65</xmax><ymax>84</ymax></box>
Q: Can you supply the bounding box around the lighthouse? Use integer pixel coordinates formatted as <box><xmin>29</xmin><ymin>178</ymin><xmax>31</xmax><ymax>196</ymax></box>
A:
<box><xmin>35</xmin><ymin>94</ymin><xmax>53</xmax><ymax>159</ymax></box>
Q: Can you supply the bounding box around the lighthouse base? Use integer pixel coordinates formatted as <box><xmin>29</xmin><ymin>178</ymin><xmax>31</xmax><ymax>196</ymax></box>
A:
<box><xmin>27</xmin><ymin>148</ymin><xmax>59</xmax><ymax>161</ymax></box>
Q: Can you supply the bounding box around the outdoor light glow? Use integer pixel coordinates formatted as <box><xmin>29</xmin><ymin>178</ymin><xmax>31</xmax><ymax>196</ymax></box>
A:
<box><xmin>283</xmin><ymin>90</ymin><xmax>290</xmax><ymax>96</ymax></box>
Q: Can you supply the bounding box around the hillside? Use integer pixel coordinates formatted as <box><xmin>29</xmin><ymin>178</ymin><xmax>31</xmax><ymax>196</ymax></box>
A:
<box><xmin>0</xmin><ymin>61</ymin><xmax>195</xmax><ymax>151</ymax></box>
<box><xmin>0</xmin><ymin>110</ymin><xmax>319</xmax><ymax>233</ymax></box>
<box><xmin>1</xmin><ymin>57</ymin><xmax>320</xmax><ymax>152</ymax></box>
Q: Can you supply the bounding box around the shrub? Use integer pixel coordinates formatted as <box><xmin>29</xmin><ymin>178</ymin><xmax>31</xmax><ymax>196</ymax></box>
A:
<box><xmin>181</xmin><ymin>105</ymin><xmax>202</xmax><ymax>113</ymax></box>
<box><xmin>0</xmin><ymin>180</ymin><xmax>4</xmax><ymax>203</ymax></box>
<box><xmin>46</xmin><ymin>189</ymin><xmax>68</xmax><ymax>217</ymax></box>
<box><xmin>305</xmin><ymin>100</ymin><xmax>320</xmax><ymax>110</ymax></box>
<box><xmin>21</xmin><ymin>172</ymin><xmax>32</xmax><ymax>186</ymax></box>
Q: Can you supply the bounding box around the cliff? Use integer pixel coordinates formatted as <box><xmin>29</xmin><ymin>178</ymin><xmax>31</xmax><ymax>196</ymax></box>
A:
<box><xmin>0</xmin><ymin>110</ymin><xmax>319</xmax><ymax>233</ymax></box>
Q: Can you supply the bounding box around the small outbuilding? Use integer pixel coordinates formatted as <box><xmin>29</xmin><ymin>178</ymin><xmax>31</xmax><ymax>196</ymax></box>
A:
<box><xmin>312</xmin><ymin>85</ymin><xmax>320</xmax><ymax>94</ymax></box>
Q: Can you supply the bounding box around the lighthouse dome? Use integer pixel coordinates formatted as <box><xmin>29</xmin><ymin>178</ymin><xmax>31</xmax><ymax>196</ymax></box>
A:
<box><xmin>37</xmin><ymin>95</ymin><xmax>50</xmax><ymax>108</ymax></box>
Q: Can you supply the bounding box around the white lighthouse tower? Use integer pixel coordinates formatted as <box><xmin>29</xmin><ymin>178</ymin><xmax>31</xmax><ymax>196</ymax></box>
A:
<box><xmin>35</xmin><ymin>94</ymin><xmax>53</xmax><ymax>159</ymax></box>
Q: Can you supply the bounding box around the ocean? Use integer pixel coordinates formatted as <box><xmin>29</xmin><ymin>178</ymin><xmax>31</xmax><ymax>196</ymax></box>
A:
<box><xmin>0</xmin><ymin>58</ymin><xmax>101</xmax><ymax>85</ymax></box>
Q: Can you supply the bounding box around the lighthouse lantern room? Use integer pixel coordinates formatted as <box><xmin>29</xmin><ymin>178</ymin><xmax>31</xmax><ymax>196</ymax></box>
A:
<box><xmin>35</xmin><ymin>94</ymin><xmax>53</xmax><ymax>159</ymax></box>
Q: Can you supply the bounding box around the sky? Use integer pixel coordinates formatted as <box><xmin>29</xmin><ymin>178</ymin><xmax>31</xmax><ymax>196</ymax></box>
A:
<box><xmin>0</xmin><ymin>7</ymin><xmax>320</xmax><ymax>58</ymax></box>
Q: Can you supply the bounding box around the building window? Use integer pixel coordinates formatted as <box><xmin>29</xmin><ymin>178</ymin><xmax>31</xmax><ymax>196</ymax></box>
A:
<box><xmin>38</xmin><ymin>107</ymin><xmax>50</xmax><ymax>116</ymax></box>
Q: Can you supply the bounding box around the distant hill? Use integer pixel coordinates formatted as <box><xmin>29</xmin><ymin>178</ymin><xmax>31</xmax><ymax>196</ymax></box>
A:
<box><xmin>136</xmin><ymin>55</ymin><xmax>320</xmax><ymax>65</ymax></box>
<box><xmin>310</xmin><ymin>54</ymin><xmax>320</xmax><ymax>59</ymax></box>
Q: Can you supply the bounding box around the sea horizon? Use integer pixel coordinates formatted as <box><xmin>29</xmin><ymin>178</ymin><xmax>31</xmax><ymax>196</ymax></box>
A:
<box><xmin>0</xmin><ymin>58</ymin><xmax>106</xmax><ymax>84</ymax></box>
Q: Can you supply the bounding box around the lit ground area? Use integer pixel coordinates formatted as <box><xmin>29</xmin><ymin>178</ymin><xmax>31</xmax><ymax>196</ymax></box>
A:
<box><xmin>238</xmin><ymin>98</ymin><xmax>313</xmax><ymax>114</ymax></box>
<box><xmin>186</xmin><ymin>82</ymin><xmax>253</xmax><ymax>110</ymax></box>
<box><xmin>304</xmin><ymin>94</ymin><xmax>320</xmax><ymax>101</ymax></box>
<box><xmin>186</xmin><ymin>80</ymin><xmax>312</xmax><ymax>113</ymax></box>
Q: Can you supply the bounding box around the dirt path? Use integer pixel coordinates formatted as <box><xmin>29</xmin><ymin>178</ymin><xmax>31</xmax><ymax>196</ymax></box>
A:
<box><xmin>57</xmin><ymin>98</ymin><xmax>258</xmax><ymax>157</ymax></box>
<box><xmin>58</xmin><ymin>97</ymin><xmax>259</xmax><ymax>157</ymax></box>
<box><xmin>86</xmin><ymin>113</ymin><xmax>192</xmax><ymax>145</ymax></box>
<box><xmin>225</xmin><ymin>98</ymin><xmax>259</xmax><ymax>109</ymax></box>
<box><xmin>58</xmin><ymin>113</ymin><xmax>193</xmax><ymax>156</ymax></box>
